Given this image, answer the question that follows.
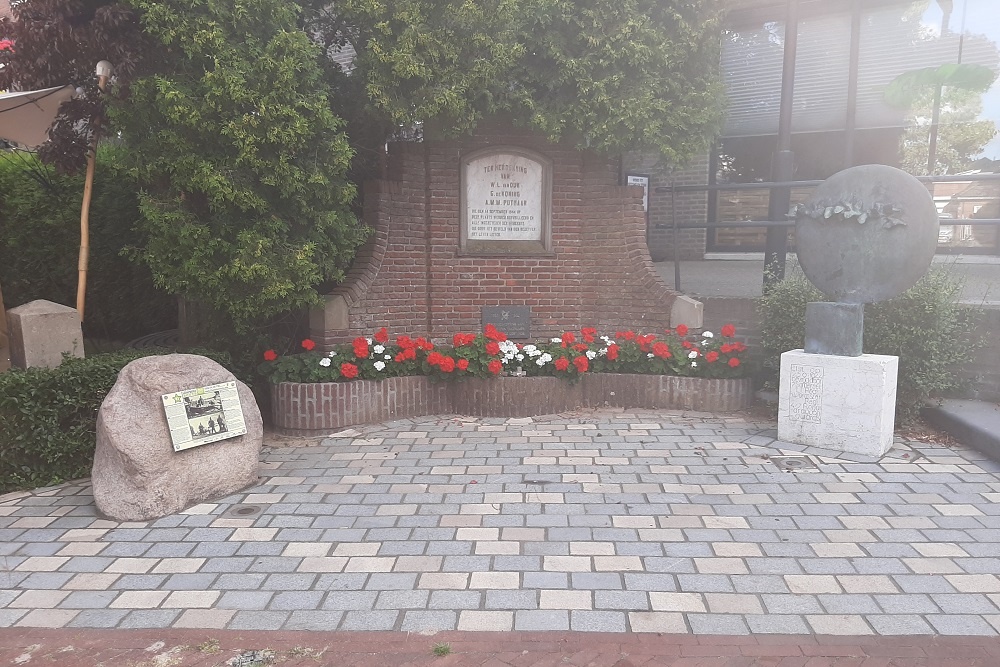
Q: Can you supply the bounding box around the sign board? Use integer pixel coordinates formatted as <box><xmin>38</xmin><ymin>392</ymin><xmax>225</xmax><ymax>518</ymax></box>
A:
<box><xmin>626</xmin><ymin>174</ymin><xmax>650</xmax><ymax>212</ymax></box>
<box><xmin>482</xmin><ymin>306</ymin><xmax>531</xmax><ymax>339</ymax></box>
<box><xmin>461</xmin><ymin>147</ymin><xmax>552</xmax><ymax>255</ymax></box>
<box><xmin>161</xmin><ymin>381</ymin><xmax>247</xmax><ymax>451</ymax></box>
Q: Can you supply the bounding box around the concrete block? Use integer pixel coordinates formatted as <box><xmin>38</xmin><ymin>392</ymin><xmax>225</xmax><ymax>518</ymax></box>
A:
<box><xmin>778</xmin><ymin>350</ymin><xmax>897</xmax><ymax>457</ymax></box>
<box><xmin>670</xmin><ymin>295</ymin><xmax>703</xmax><ymax>330</ymax></box>
<box><xmin>309</xmin><ymin>294</ymin><xmax>349</xmax><ymax>334</ymax></box>
<box><xmin>7</xmin><ymin>300</ymin><xmax>84</xmax><ymax>369</ymax></box>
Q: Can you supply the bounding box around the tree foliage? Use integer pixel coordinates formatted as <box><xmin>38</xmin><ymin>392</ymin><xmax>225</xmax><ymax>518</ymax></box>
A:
<box><xmin>108</xmin><ymin>0</ymin><xmax>366</xmax><ymax>331</ymax></box>
<box><xmin>0</xmin><ymin>0</ymin><xmax>146</xmax><ymax>171</ymax></box>
<box><xmin>337</xmin><ymin>0</ymin><xmax>727</xmax><ymax>164</ymax></box>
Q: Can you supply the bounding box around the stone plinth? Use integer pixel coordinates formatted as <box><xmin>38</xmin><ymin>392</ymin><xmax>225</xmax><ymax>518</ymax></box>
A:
<box><xmin>93</xmin><ymin>354</ymin><xmax>263</xmax><ymax>521</ymax></box>
<box><xmin>6</xmin><ymin>300</ymin><xmax>84</xmax><ymax>369</ymax></box>
<box><xmin>778</xmin><ymin>349</ymin><xmax>898</xmax><ymax>457</ymax></box>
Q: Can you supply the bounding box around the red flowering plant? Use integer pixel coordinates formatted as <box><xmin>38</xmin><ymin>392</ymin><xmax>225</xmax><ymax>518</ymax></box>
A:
<box><xmin>258</xmin><ymin>324</ymin><xmax>749</xmax><ymax>384</ymax></box>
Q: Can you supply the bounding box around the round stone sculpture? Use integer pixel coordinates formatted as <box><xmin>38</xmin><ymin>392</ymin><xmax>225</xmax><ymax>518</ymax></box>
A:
<box><xmin>794</xmin><ymin>164</ymin><xmax>939</xmax><ymax>304</ymax></box>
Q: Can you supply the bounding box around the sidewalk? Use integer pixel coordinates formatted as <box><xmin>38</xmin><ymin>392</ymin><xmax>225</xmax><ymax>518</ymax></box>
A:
<box><xmin>4</xmin><ymin>409</ymin><xmax>1000</xmax><ymax>662</ymax></box>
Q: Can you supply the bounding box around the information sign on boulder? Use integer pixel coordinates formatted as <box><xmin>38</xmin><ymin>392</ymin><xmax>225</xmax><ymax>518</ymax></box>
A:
<box><xmin>92</xmin><ymin>354</ymin><xmax>263</xmax><ymax>521</ymax></box>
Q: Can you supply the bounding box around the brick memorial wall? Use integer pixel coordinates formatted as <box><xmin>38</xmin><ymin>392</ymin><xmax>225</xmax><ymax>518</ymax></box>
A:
<box><xmin>311</xmin><ymin>127</ymin><xmax>682</xmax><ymax>346</ymax></box>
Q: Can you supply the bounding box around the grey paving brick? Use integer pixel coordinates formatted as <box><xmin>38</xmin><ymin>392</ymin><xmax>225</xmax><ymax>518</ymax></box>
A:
<box><xmin>570</xmin><ymin>610</ymin><xmax>627</xmax><ymax>632</ymax></box>
<box><xmin>677</xmin><ymin>574</ymin><xmax>735</xmax><ymax>593</ymax></box>
<box><xmin>761</xmin><ymin>594</ymin><xmax>824</xmax><ymax>615</ymax></box>
<box><xmin>66</xmin><ymin>609</ymin><xmax>130</xmax><ymax>628</ymax></box>
<box><xmin>817</xmin><ymin>594</ymin><xmax>881</xmax><ymax>614</ymax></box>
<box><xmin>524</xmin><ymin>572</ymin><xmax>568</xmax><ymax>589</ymax></box>
<box><xmin>745</xmin><ymin>614</ymin><xmax>810</xmax><ymax>634</ymax></box>
<box><xmin>927</xmin><ymin>614</ymin><xmax>998</xmax><ymax>635</ymax></box>
<box><xmin>366</xmin><ymin>573</ymin><xmax>418</xmax><ymax>590</ymax></box>
<box><xmin>218</xmin><ymin>591</ymin><xmax>274</xmax><ymax>610</ymax></box>
<box><xmin>0</xmin><ymin>610</ymin><xmax>27</xmax><ymax>626</ymax></box>
<box><xmin>59</xmin><ymin>591</ymin><xmax>119</xmax><ymax>608</ymax></box>
<box><xmin>214</xmin><ymin>573</ymin><xmax>268</xmax><ymax>590</ymax></box>
<box><xmin>400</xmin><ymin>610</ymin><xmax>456</xmax><ymax>632</ymax></box>
<box><xmin>322</xmin><ymin>591</ymin><xmax>378</xmax><ymax>611</ymax></box>
<box><xmin>227</xmin><ymin>610</ymin><xmax>289</xmax><ymax>630</ymax></box>
<box><xmin>930</xmin><ymin>594</ymin><xmax>999</xmax><ymax>614</ymax></box>
<box><xmin>594</xmin><ymin>590</ymin><xmax>649</xmax><ymax>610</ymax></box>
<box><xmin>571</xmin><ymin>573</ymin><xmax>623</xmax><ymax>590</ymax></box>
<box><xmin>867</xmin><ymin>614</ymin><xmax>936</xmax><ymax>635</ymax></box>
<box><xmin>261</xmin><ymin>573</ymin><xmax>317</xmax><ymax>590</ymax></box>
<box><xmin>118</xmin><ymin>610</ymin><xmax>181</xmax><ymax>629</ymax></box>
<box><xmin>428</xmin><ymin>590</ymin><xmax>482</xmax><ymax>610</ymax></box>
<box><xmin>687</xmin><ymin>613</ymin><xmax>750</xmax><ymax>635</ymax></box>
<box><xmin>162</xmin><ymin>573</ymin><xmax>218</xmax><ymax>590</ymax></box>
<box><xmin>485</xmin><ymin>590</ymin><xmax>537</xmax><ymax>610</ymax></box>
<box><xmin>375</xmin><ymin>590</ymin><xmax>429</xmax><ymax>609</ymax></box>
<box><xmin>18</xmin><ymin>572</ymin><xmax>75</xmax><ymax>589</ymax></box>
<box><xmin>269</xmin><ymin>591</ymin><xmax>325</xmax><ymax>611</ymax></box>
<box><xmin>339</xmin><ymin>610</ymin><xmax>399</xmax><ymax>631</ymax></box>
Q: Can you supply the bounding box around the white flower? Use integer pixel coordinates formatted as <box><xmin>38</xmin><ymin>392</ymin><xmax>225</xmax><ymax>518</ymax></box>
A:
<box><xmin>328</xmin><ymin>351</ymin><xmax>337</xmax><ymax>357</ymax></box>
<box><xmin>374</xmin><ymin>344</ymin><xmax>385</xmax><ymax>354</ymax></box>
<box><xmin>551</xmin><ymin>337</ymin><xmax>562</xmax><ymax>343</ymax></box>
<box><xmin>647</xmin><ymin>353</ymin><xmax>655</xmax><ymax>358</ymax></box>
<box><xmin>691</xmin><ymin>361</ymin><xmax>698</xmax><ymax>368</ymax></box>
<box><xmin>374</xmin><ymin>361</ymin><xmax>386</xmax><ymax>371</ymax></box>
<box><xmin>702</xmin><ymin>331</ymin><xmax>714</xmax><ymax>339</ymax></box>
<box><xmin>366</xmin><ymin>337</ymin><xmax>373</xmax><ymax>344</ymax></box>
<box><xmin>598</xmin><ymin>347</ymin><xmax>608</xmax><ymax>357</ymax></box>
<box><xmin>319</xmin><ymin>357</ymin><xmax>331</xmax><ymax>367</ymax></box>
<box><xmin>540</xmin><ymin>353</ymin><xmax>552</xmax><ymax>363</ymax></box>
<box><xmin>585</xmin><ymin>350</ymin><xmax>596</xmax><ymax>360</ymax></box>
<box><xmin>688</xmin><ymin>350</ymin><xmax>698</xmax><ymax>359</ymax></box>
<box><xmin>535</xmin><ymin>358</ymin><xmax>547</xmax><ymax>366</ymax></box>
<box><xmin>384</xmin><ymin>354</ymin><xmax>392</xmax><ymax>360</ymax></box>
<box><xmin>516</xmin><ymin>354</ymin><xmax>524</xmax><ymax>361</ymax></box>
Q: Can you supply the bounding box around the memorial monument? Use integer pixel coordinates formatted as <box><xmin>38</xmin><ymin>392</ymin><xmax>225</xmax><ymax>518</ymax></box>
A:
<box><xmin>778</xmin><ymin>165</ymin><xmax>939</xmax><ymax>456</ymax></box>
<box><xmin>309</xmin><ymin>125</ymin><xmax>699</xmax><ymax>346</ymax></box>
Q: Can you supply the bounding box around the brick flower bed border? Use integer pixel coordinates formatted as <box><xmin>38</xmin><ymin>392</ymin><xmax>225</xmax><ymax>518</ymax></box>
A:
<box><xmin>271</xmin><ymin>374</ymin><xmax>752</xmax><ymax>435</ymax></box>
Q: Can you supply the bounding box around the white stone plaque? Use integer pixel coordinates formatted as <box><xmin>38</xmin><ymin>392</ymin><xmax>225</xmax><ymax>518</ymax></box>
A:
<box><xmin>464</xmin><ymin>151</ymin><xmax>544</xmax><ymax>241</ymax></box>
<box><xmin>161</xmin><ymin>381</ymin><xmax>247</xmax><ymax>451</ymax></box>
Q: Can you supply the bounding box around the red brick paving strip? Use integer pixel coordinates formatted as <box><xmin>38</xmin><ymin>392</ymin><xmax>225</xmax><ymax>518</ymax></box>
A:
<box><xmin>3</xmin><ymin>630</ymin><xmax>1000</xmax><ymax>666</ymax></box>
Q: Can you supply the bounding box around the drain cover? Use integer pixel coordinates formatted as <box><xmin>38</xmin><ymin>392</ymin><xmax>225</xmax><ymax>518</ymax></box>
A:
<box><xmin>770</xmin><ymin>455</ymin><xmax>818</xmax><ymax>472</ymax></box>
<box><xmin>226</xmin><ymin>504</ymin><xmax>263</xmax><ymax>517</ymax></box>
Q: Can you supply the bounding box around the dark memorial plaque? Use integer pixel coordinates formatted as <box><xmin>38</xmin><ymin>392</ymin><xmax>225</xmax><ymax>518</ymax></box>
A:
<box><xmin>482</xmin><ymin>306</ymin><xmax>531</xmax><ymax>339</ymax></box>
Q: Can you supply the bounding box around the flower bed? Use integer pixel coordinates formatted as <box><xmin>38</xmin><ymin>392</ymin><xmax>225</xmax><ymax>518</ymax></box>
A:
<box><xmin>263</xmin><ymin>324</ymin><xmax>753</xmax><ymax>434</ymax></box>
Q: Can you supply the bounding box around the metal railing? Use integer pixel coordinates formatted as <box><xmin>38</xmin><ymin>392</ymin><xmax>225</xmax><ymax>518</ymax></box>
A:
<box><xmin>657</xmin><ymin>173</ymin><xmax>1000</xmax><ymax>292</ymax></box>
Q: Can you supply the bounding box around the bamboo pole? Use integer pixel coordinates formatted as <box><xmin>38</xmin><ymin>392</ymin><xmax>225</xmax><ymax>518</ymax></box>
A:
<box><xmin>76</xmin><ymin>62</ymin><xmax>112</xmax><ymax>322</ymax></box>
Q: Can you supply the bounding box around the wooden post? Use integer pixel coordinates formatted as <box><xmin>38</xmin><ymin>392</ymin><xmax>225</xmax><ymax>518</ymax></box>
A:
<box><xmin>76</xmin><ymin>63</ymin><xmax>112</xmax><ymax>322</ymax></box>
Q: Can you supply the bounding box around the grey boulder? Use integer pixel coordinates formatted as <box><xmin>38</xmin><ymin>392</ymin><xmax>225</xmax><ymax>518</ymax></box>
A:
<box><xmin>92</xmin><ymin>354</ymin><xmax>262</xmax><ymax>522</ymax></box>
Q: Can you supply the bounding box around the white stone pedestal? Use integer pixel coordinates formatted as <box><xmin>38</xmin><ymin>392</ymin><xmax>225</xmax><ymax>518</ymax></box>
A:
<box><xmin>778</xmin><ymin>349</ymin><xmax>898</xmax><ymax>457</ymax></box>
<box><xmin>7</xmin><ymin>300</ymin><xmax>84</xmax><ymax>370</ymax></box>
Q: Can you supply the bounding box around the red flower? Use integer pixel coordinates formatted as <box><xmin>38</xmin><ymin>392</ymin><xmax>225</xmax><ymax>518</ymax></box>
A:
<box><xmin>0</xmin><ymin>40</ymin><xmax>13</xmax><ymax>52</ymax></box>
<box><xmin>720</xmin><ymin>343</ymin><xmax>733</xmax><ymax>354</ymax></box>
<box><xmin>374</xmin><ymin>327</ymin><xmax>389</xmax><ymax>343</ymax></box>
<box><xmin>352</xmin><ymin>337</ymin><xmax>369</xmax><ymax>359</ymax></box>
<box><xmin>301</xmin><ymin>339</ymin><xmax>316</xmax><ymax>351</ymax></box>
<box><xmin>485</xmin><ymin>341</ymin><xmax>501</xmax><ymax>356</ymax></box>
<box><xmin>573</xmin><ymin>355</ymin><xmax>589</xmax><ymax>373</ymax></box>
<box><xmin>706</xmin><ymin>351</ymin><xmax>719</xmax><ymax>363</ymax></box>
<box><xmin>734</xmin><ymin>342</ymin><xmax>748</xmax><ymax>353</ymax></box>
<box><xmin>675</xmin><ymin>324</ymin><xmax>689</xmax><ymax>337</ymax></box>
<box><xmin>681</xmin><ymin>341</ymin><xmax>693</xmax><ymax>350</ymax></box>
<box><xmin>638</xmin><ymin>334</ymin><xmax>656</xmax><ymax>352</ymax></box>
<box><xmin>417</xmin><ymin>337</ymin><xmax>434</xmax><ymax>351</ymax></box>
<box><xmin>607</xmin><ymin>344</ymin><xmax>619</xmax><ymax>361</ymax></box>
<box><xmin>263</xmin><ymin>349</ymin><xmax>278</xmax><ymax>361</ymax></box>
<box><xmin>440</xmin><ymin>356</ymin><xmax>456</xmax><ymax>373</ymax></box>
<box><xmin>397</xmin><ymin>335</ymin><xmax>414</xmax><ymax>349</ymax></box>
<box><xmin>573</xmin><ymin>343</ymin><xmax>588</xmax><ymax>352</ymax></box>
<box><xmin>457</xmin><ymin>358</ymin><xmax>470</xmax><ymax>371</ymax></box>
<box><xmin>728</xmin><ymin>357</ymin><xmax>741</xmax><ymax>368</ymax></box>
<box><xmin>562</xmin><ymin>332</ymin><xmax>576</xmax><ymax>346</ymax></box>
<box><xmin>652</xmin><ymin>342</ymin><xmax>671</xmax><ymax>359</ymax></box>
<box><xmin>581</xmin><ymin>327</ymin><xmax>597</xmax><ymax>343</ymax></box>
<box><xmin>404</xmin><ymin>347</ymin><xmax>417</xmax><ymax>360</ymax></box>
<box><xmin>453</xmin><ymin>333</ymin><xmax>472</xmax><ymax>347</ymax></box>
<box><xmin>721</xmin><ymin>324</ymin><xmax>736</xmax><ymax>338</ymax></box>
<box><xmin>554</xmin><ymin>357</ymin><xmax>570</xmax><ymax>371</ymax></box>
<box><xmin>394</xmin><ymin>353</ymin><xmax>407</xmax><ymax>363</ymax></box>
<box><xmin>488</xmin><ymin>359</ymin><xmax>503</xmax><ymax>375</ymax></box>
<box><xmin>340</xmin><ymin>362</ymin><xmax>359</xmax><ymax>379</ymax></box>
<box><xmin>484</xmin><ymin>324</ymin><xmax>507</xmax><ymax>342</ymax></box>
<box><xmin>623</xmin><ymin>330</ymin><xmax>636</xmax><ymax>341</ymax></box>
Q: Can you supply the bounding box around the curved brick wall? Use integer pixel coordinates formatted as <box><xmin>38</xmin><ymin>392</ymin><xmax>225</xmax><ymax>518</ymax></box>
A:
<box><xmin>272</xmin><ymin>374</ymin><xmax>752</xmax><ymax>435</ymax></box>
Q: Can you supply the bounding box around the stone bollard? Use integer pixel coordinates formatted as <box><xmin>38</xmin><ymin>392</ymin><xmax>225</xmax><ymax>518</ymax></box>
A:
<box><xmin>6</xmin><ymin>300</ymin><xmax>85</xmax><ymax>369</ymax></box>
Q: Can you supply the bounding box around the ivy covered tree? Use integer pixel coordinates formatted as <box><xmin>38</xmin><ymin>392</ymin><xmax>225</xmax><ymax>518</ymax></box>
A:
<box><xmin>336</xmin><ymin>0</ymin><xmax>727</xmax><ymax>164</ymax></box>
<box><xmin>107</xmin><ymin>0</ymin><xmax>366</xmax><ymax>330</ymax></box>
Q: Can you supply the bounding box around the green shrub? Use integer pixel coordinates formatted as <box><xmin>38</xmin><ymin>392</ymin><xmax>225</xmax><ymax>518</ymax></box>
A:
<box><xmin>0</xmin><ymin>148</ymin><xmax>176</xmax><ymax>342</ymax></box>
<box><xmin>757</xmin><ymin>268</ymin><xmax>982</xmax><ymax>422</ymax></box>
<box><xmin>0</xmin><ymin>348</ymin><xmax>233</xmax><ymax>494</ymax></box>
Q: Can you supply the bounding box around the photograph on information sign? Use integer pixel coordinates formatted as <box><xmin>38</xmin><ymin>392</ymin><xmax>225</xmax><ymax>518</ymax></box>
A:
<box><xmin>161</xmin><ymin>381</ymin><xmax>247</xmax><ymax>451</ymax></box>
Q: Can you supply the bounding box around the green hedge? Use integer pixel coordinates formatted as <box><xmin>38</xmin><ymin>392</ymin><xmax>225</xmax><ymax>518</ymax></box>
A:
<box><xmin>0</xmin><ymin>148</ymin><xmax>176</xmax><ymax>342</ymax></box>
<box><xmin>757</xmin><ymin>268</ymin><xmax>982</xmax><ymax>422</ymax></box>
<box><xmin>0</xmin><ymin>349</ymin><xmax>233</xmax><ymax>494</ymax></box>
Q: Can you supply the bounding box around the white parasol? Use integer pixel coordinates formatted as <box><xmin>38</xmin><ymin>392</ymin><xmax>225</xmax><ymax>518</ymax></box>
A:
<box><xmin>0</xmin><ymin>85</ymin><xmax>74</xmax><ymax>147</ymax></box>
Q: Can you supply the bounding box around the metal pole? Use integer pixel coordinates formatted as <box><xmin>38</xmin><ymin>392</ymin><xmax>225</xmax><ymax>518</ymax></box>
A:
<box><xmin>671</xmin><ymin>180</ymin><xmax>680</xmax><ymax>291</ymax></box>
<box><xmin>763</xmin><ymin>0</ymin><xmax>799</xmax><ymax>288</ymax></box>
<box><xmin>843</xmin><ymin>0</ymin><xmax>862</xmax><ymax>168</ymax></box>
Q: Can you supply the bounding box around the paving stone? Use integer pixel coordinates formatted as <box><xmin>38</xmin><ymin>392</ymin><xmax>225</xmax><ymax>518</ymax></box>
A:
<box><xmin>569</xmin><ymin>610</ymin><xmax>627</xmax><ymax>632</ymax></box>
<box><xmin>687</xmin><ymin>613</ymin><xmax>750</xmax><ymax>635</ymax></box>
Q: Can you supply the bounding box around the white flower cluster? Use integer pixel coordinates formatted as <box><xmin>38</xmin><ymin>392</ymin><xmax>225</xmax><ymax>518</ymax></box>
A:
<box><xmin>498</xmin><ymin>340</ymin><xmax>523</xmax><ymax>364</ymax></box>
<box><xmin>374</xmin><ymin>361</ymin><xmax>386</xmax><ymax>371</ymax></box>
<box><xmin>319</xmin><ymin>357</ymin><xmax>331</xmax><ymax>367</ymax></box>
<box><xmin>536</xmin><ymin>353</ymin><xmax>552</xmax><ymax>367</ymax></box>
<box><xmin>373</xmin><ymin>344</ymin><xmax>385</xmax><ymax>354</ymax></box>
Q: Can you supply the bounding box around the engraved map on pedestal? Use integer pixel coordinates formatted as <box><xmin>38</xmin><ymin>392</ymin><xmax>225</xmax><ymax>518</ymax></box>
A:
<box><xmin>788</xmin><ymin>364</ymin><xmax>824</xmax><ymax>423</ymax></box>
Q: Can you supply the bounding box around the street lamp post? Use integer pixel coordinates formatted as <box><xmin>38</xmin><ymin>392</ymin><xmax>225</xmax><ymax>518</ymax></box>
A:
<box><xmin>76</xmin><ymin>59</ymin><xmax>113</xmax><ymax>322</ymax></box>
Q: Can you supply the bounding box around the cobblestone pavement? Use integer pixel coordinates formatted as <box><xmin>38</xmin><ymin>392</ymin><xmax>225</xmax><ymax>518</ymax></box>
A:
<box><xmin>3</xmin><ymin>409</ymin><xmax>1000</xmax><ymax>639</ymax></box>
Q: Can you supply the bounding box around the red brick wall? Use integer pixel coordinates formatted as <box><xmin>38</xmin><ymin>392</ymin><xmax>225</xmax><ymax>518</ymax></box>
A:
<box><xmin>314</xmin><ymin>128</ymin><xmax>680</xmax><ymax>345</ymax></box>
